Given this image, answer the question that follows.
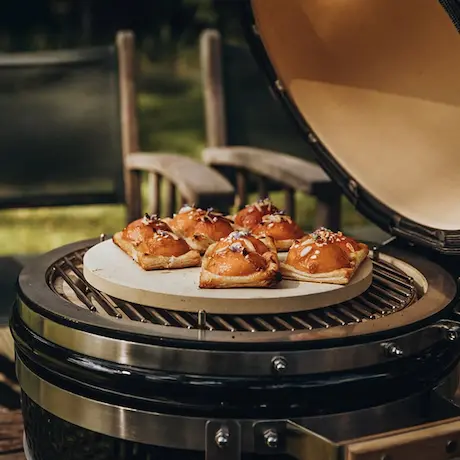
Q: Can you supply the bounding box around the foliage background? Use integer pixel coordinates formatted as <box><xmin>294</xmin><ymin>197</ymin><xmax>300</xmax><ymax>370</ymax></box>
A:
<box><xmin>0</xmin><ymin>0</ymin><xmax>371</xmax><ymax>255</ymax></box>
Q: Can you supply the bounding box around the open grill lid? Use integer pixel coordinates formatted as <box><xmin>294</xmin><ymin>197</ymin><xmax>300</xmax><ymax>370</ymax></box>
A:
<box><xmin>243</xmin><ymin>0</ymin><xmax>460</xmax><ymax>254</ymax></box>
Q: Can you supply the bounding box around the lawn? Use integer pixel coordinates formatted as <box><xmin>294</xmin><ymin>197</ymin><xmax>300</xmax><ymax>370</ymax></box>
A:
<box><xmin>0</xmin><ymin>57</ymin><xmax>372</xmax><ymax>256</ymax></box>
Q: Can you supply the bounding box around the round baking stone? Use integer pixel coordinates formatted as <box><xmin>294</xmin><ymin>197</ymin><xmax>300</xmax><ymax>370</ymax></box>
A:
<box><xmin>83</xmin><ymin>239</ymin><xmax>373</xmax><ymax>314</ymax></box>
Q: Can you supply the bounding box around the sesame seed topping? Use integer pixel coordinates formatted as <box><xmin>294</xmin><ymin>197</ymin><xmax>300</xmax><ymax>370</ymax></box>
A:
<box><xmin>262</xmin><ymin>212</ymin><xmax>293</xmax><ymax>224</ymax></box>
<box><xmin>178</xmin><ymin>204</ymin><xmax>195</xmax><ymax>214</ymax></box>
<box><xmin>227</xmin><ymin>230</ymin><xmax>251</xmax><ymax>240</ymax></box>
<box><xmin>229</xmin><ymin>242</ymin><xmax>244</xmax><ymax>253</ymax></box>
<box><xmin>346</xmin><ymin>242</ymin><xmax>355</xmax><ymax>252</ymax></box>
<box><xmin>310</xmin><ymin>227</ymin><xmax>348</xmax><ymax>245</ymax></box>
<box><xmin>142</xmin><ymin>213</ymin><xmax>159</xmax><ymax>225</ymax></box>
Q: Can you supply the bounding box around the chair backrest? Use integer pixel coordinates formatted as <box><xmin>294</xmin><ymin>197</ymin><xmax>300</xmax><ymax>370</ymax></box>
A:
<box><xmin>0</xmin><ymin>45</ymin><xmax>123</xmax><ymax>208</ymax></box>
<box><xmin>201</xmin><ymin>29</ymin><xmax>316</xmax><ymax>161</ymax></box>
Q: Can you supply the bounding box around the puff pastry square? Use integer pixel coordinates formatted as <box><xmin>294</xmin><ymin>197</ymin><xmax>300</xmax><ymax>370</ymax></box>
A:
<box><xmin>113</xmin><ymin>214</ymin><xmax>201</xmax><ymax>270</ymax></box>
<box><xmin>164</xmin><ymin>205</ymin><xmax>234</xmax><ymax>254</ymax></box>
<box><xmin>199</xmin><ymin>231</ymin><xmax>281</xmax><ymax>288</ymax></box>
<box><xmin>281</xmin><ymin>228</ymin><xmax>369</xmax><ymax>284</ymax></box>
<box><xmin>252</xmin><ymin>212</ymin><xmax>305</xmax><ymax>251</ymax></box>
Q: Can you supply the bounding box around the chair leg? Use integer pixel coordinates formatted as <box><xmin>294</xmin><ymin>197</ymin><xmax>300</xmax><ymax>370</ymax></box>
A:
<box><xmin>284</xmin><ymin>187</ymin><xmax>295</xmax><ymax>217</ymax></box>
<box><xmin>147</xmin><ymin>172</ymin><xmax>161</xmax><ymax>216</ymax></box>
<box><xmin>314</xmin><ymin>187</ymin><xmax>342</xmax><ymax>231</ymax></box>
<box><xmin>235</xmin><ymin>168</ymin><xmax>248</xmax><ymax>210</ymax></box>
<box><xmin>125</xmin><ymin>170</ymin><xmax>142</xmax><ymax>223</ymax></box>
<box><xmin>164</xmin><ymin>179</ymin><xmax>177</xmax><ymax>217</ymax></box>
<box><xmin>256</xmin><ymin>176</ymin><xmax>267</xmax><ymax>199</ymax></box>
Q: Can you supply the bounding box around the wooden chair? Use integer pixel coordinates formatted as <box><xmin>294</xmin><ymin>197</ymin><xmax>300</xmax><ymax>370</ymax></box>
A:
<box><xmin>200</xmin><ymin>29</ymin><xmax>342</xmax><ymax>229</ymax></box>
<box><xmin>0</xmin><ymin>30</ymin><xmax>234</xmax><ymax>223</ymax></box>
<box><xmin>0</xmin><ymin>30</ymin><xmax>234</xmax><ymax>359</ymax></box>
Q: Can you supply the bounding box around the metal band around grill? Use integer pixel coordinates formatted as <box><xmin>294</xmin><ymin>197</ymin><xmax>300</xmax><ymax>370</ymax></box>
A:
<box><xmin>16</xmin><ymin>298</ymin><xmax>460</xmax><ymax>376</ymax></box>
<box><xmin>17</xmin><ymin>355</ymin><xmax>449</xmax><ymax>454</ymax></box>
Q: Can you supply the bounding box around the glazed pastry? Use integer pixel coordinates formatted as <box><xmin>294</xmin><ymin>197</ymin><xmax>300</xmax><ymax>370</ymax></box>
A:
<box><xmin>233</xmin><ymin>198</ymin><xmax>279</xmax><ymax>230</ymax></box>
<box><xmin>164</xmin><ymin>205</ymin><xmax>234</xmax><ymax>254</ymax></box>
<box><xmin>252</xmin><ymin>212</ymin><xmax>304</xmax><ymax>251</ymax></box>
<box><xmin>199</xmin><ymin>230</ymin><xmax>281</xmax><ymax>288</ymax></box>
<box><xmin>113</xmin><ymin>213</ymin><xmax>201</xmax><ymax>270</ymax></box>
<box><xmin>281</xmin><ymin>228</ymin><xmax>369</xmax><ymax>284</ymax></box>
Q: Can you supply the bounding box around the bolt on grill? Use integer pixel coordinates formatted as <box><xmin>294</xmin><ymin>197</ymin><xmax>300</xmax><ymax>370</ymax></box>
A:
<box><xmin>49</xmin><ymin>246</ymin><xmax>418</xmax><ymax>333</ymax></box>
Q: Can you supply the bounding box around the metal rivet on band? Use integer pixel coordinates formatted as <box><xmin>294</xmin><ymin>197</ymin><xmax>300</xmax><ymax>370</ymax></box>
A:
<box><xmin>272</xmin><ymin>356</ymin><xmax>288</xmax><ymax>373</ymax></box>
<box><xmin>264</xmin><ymin>429</ymin><xmax>278</xmax><ymax>448</ymax></box>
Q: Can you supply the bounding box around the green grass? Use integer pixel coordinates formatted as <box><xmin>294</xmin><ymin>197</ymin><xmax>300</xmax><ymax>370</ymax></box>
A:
<box><xmin>0</xmin><ymin>191</ymin><xmax>369</xmax><ymax>255</ymax></box>
<box><xmin>137</xmin><ymin>58</ymin><xmax>205</xmax><ymax>158</ymax></box>
<box><xmin>0</xmin><ymin>204</ymin><xmax>125</xmax><ymax>255</ymax></box>
<box><xmin>0</xmin><ymin>60</ymin><xmax>370</xmax><ymax>256</ymax></box>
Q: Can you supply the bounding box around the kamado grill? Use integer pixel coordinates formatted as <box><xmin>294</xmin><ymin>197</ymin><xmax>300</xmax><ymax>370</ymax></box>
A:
<box><xmin>11</xmin><ymin>1</ymin><xmax>460</xmax><ymax>459</ymax></box>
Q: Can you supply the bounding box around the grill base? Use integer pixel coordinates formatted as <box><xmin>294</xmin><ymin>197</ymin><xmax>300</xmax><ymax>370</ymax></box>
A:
<box><xmin>17</xmin><ymin>345</ymin><xmax>460</xmax><ymax>458</ymax></box>
<box><xmin>22</xmin><ymin>393</ymin><xmax>291</xmax><ymax>460</ymax></box>
<box><xmin>21</xmin><ymin>386</ymin><xmax>460</xmax><ymax>460</ymax></box>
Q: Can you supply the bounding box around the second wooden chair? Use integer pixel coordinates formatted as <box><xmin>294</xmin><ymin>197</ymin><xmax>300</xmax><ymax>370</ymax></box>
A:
<box><xmin>200</xmin><ymin>29</ymin><xmax>342</xmax><ymax>230</ymax></box>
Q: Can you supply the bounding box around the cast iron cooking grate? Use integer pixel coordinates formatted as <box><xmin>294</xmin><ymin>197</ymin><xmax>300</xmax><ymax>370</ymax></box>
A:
<box><xmin>48</xmin><ymin>246</ymin><xmax>417</xmax><ymax>333</ymax></box>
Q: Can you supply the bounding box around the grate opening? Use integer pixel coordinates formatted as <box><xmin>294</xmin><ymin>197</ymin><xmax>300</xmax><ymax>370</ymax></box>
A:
<box><xmin>50</xmin><ymin>246</ymin><xmax>418</xmax><ymax>333</ymax></box>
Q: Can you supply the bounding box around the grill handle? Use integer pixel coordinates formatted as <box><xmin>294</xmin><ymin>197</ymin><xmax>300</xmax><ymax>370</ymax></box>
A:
<box><xmin>286</xmin><ymin>417</ymin><xmax>460</xmax><ymax>460</ymax></box>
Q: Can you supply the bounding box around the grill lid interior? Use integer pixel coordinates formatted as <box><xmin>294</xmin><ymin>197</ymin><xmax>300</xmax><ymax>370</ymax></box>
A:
<box><xmin>247</xmin><ymin>0</ymin><xmax>460</xmax><ymax>253</ymax></box>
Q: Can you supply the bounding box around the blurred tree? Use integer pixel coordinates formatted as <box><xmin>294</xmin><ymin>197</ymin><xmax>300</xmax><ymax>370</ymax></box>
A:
<box><xmin>213</xmin><ymin>0</ymin><xmax>246</xmax><ymax>44</ymax></box>
<box><xmin>0</xmin><ymin>0</ymin><xmax>219</xmax><ymax>64</ymax></box>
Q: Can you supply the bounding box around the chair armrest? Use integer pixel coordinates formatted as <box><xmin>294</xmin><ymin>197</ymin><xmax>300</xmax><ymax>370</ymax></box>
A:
<box><xmin>202</xmin><ymin>146</ymin><xmax>332</xmax><ymax>194</ymax></box>
<box><xmin>126</xmin><ymin>152</ymin><xmax>235</xmax><ymax>209</ymax></box>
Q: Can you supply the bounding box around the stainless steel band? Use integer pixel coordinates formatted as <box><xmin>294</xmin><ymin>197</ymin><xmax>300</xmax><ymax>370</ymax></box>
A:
<box><xmin>17</xmin><ymin>298</ymin><xmax>460</xmax><ymax>376</ymax></box>
<box><xmin>17</xmin><ymin>355</ymin><xmax>281</xmax><ymax>453</ymax></box>
<box><xmin>19</xmin><ymin>356</ymin><xmax>450</xmax><ymax>455</ymax></box>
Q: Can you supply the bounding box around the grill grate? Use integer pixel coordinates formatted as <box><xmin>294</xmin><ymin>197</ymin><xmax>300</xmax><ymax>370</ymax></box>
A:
<box><xmin>49</xmin><ymin>247</ymin><xmax>418</xmax><ymax>333</ymax></box>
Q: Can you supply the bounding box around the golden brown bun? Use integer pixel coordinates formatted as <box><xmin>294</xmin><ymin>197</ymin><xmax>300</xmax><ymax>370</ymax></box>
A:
<box><xmin>281</xmin><ymin>228</ymin><xmax>369</xmax><ymax>285</ymax></box>
<box><xmin>199</xmin><ymin>231</ymin><xmax>281</xmax><ymax>288</ymax></box>
<box><xmin>233</xmin><ymin>198</ymin><xmax>279</xmax><ymax>230</ymax></box>
<box><xmin>164</xmin><ymin>205</ymin><xmax>203</xmax><ymax>236</ymax></box>
<box><xmin>192</xmin><ymin>218</ymin><xmax>234</xmax><ymax>242</ymax></box>
<box><xmin>123</xmin><ymin>216</ymin><xmax>171</xmax><ymax>243</ymax></box>
<box><xmin>167</xmin><ymin>206</ymin><xmax>234</xmax><ymax>253</ymax></box>
<box><xmin>113</xmin><ymin>214</ymin><xmax>201</xmax><ymax>270</ymax></box>
<box><xmin>252</xmin><ymin>212</ymin><xmax>304</xmax><ymax>251</ymax></box>
<box><xmin>285</xmin><ymin>239</ymin><xmax>351</xmax><ymax>274</ymax></box>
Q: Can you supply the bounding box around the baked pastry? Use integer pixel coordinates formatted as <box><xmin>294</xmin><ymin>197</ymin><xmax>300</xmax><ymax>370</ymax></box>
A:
<box><xmin>281</xmin><ymin>228</ymin><xmax>369</xmax><ymax>284</ymax></box>
<box><xmin>252</xmin><ymin>212</ymin><xmax>304</xmax><ymax>251</ymax></box>
<box><xmin>199</xmin><ymin>230</ymin><xmax>281</xmax><ymax>288</ymax></box>
<box><xmin>113</xmin><ymin>213</ymin><xmax>201</xmax><ymax>270</ymax></box>
<box><xmin>233</xmin><ymin>198</ymin><xmax>279</xmax><ymax>230</ymax></box>
<box><xmin>164</xmin><ymin>205</ymin><xmax>234</xmax><ymax>254</ymax></box>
